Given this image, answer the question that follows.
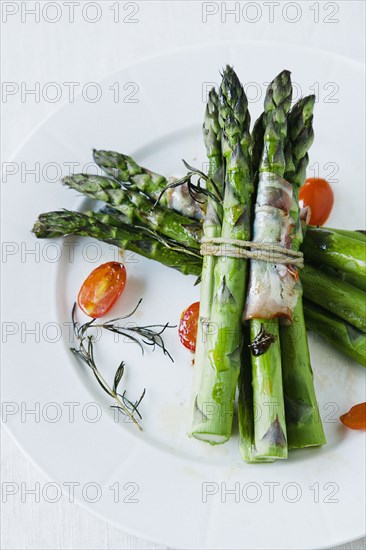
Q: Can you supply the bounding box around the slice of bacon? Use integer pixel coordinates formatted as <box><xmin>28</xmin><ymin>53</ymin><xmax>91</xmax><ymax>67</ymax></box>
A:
<box><xmin>244</xmin><ymin>173</ymin><xmax>300</xmax><ymax>321</ymax></box>
<box><xmin>166</xmin><ymin>180</ymin><xmax>204</xmax><ymax>220</ymax></box>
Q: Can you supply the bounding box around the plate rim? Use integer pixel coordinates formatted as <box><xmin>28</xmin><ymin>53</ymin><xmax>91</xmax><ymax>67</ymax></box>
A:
<box><xmin>2</xmin><ymin>41</ymin><xmax>365</xmax><ymax>550</ymax></box>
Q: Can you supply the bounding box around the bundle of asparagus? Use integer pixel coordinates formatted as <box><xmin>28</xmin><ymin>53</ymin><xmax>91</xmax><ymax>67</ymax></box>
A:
<box><xmin>32</xmin><ymin>65</ymin><xmax>366</xmax><ymax>462</ymax></box>
<box><xmin>34</xmin><ymin>208</ymin><xmax>366</xmax><ymax>369</ymax></box>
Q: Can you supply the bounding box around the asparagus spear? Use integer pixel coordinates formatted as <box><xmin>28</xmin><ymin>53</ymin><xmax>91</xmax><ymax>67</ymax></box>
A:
<box><xmin>190</xmin><ymin>67</ymin><xmax>252</xmax><ymax>443</ymax></box>
<box><xmin>302</xmin><ymin>227</ymin><xmax>366</xmax><ymax>290</ymax></box>
<box><xmin>328</xmin><ymin>228</ymin><xmax>366</xmax><ymax>242</ymax></box>
<box><xmin>93</xmin><ymin>149</ymin><xmax>203</xmax><ymax>220</ymax></box>
<box><xmin>250</xmin><ymin>113</ymin><xmax>265</xmax><ymax>183</ymax></box>
<box><xmin>189</xmin><ymin>87</ymin><xmax>225</xmax><ymax>441</ymax></box>
<box><xmin>238</xmin><ymin>327</ymin><xmax>274</xmax><ymax>462</ymax></box>
<box><xmin>239</xmin><ymin>111</ymin><xmax>273</xmax><ymax>461</ymax></box>
<box><xmin>239</xmin><ymin>73</ymin><xmax>293</xmax><ymax>462</ymax></box>
<box><xmin>93</xmin><ymin>149</ymin><xmax>167</xmax><ymax>199</ymax></box>
<box><xmin>327</xmin><ymin>230</ymin><xmax>366</xmax><ymax>290</ymax></box>
<box><xmin>303</xmin><ymin>299</ymin><xmax>366</xmax><ymax>367</ymax></box>
<box><xmin>279</xmin><ymin>96</ymin><xmax>325</xmax><ymax>449</ymax></box>
<box><xmin>243</xmin><ymin>70</ymin><xmax>293</xmax><ymax>460</ymax></box>
<box><xmin>63</xmin><ymin>174</ymin><xmax>201</xmax><ymax>250</ymax></box>
<box><xmin>239</xmin><ymin>73</ymin><xmax>291</xmax><ymax>462</ymax></box>
<box><xmin>301</xmin><ymin>263</ymin><xmax>366</xmax><ymax>332</ymax></box>
<box><xmin>315</xmin><ymin>262</ymin><xmax>366</xmax><ymax>292</ymax></box>
<box><xmin>33</xmin><ymin>210</ymin><xmax>202</xmax><ymax>277</ymax></box>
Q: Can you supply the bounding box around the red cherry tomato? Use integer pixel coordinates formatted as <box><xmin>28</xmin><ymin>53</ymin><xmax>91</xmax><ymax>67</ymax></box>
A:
<box><xmin>179</xmin><ymin>301</ymin><xmax>199</xmax><ymax>352</ymax></box>
<box><xmin>340</xmin><ymin>402</ymin><xmax>366</xmax><ymax>430</ymax></box>
<box><xmin>299</xmin><ymin>178</ymin><xmax>334</xmax><ymax>226</ymax></box>
<box><xmin>78</xmin><ymin>262</ymin><xmax>126</xmax><ymax>318</ymax></box>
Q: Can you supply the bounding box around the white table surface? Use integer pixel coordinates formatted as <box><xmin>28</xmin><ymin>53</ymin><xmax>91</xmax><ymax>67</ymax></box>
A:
<box><xmin>1</xmin><ymin>1</ymin><xmax>365</xmax><ymax>548</ymax></box>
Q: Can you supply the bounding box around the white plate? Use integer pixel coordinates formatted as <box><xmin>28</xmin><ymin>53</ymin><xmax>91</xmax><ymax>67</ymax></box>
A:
<box><xmin>2</xmin><ymin>43</ymin><xmax>366</xmax><ymax>549</ymax></box>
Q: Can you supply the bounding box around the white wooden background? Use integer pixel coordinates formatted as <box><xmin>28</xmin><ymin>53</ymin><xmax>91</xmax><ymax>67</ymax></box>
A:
<box><xmin>1</xmin><ymin>1</ymin><xmax>365</xmax><ymax>548</ymax></box>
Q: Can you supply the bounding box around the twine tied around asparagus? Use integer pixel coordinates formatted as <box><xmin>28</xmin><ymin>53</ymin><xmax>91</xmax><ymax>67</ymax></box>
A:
<box><xmin>200</xmin><ymin>237</ymin><xmax>304</xmax><ymax>268</ymax></box>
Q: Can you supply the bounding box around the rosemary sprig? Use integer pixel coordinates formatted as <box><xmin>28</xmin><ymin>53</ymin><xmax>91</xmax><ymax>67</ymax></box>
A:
<box><xmin>131</xmin><ymin>224</ymin><xmax>201</xmax><ymax>260</ymax></box>
<box><xmin>71</xmin><ymin>300</ymin><xmax>176</xmax><ymax>430</ymax></box>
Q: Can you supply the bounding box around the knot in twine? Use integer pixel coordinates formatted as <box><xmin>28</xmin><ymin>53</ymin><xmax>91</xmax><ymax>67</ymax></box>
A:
<box><xmin>200</xmin><ymin>237</ymin><xmax>304</xmax><ymax>268</ymax></box>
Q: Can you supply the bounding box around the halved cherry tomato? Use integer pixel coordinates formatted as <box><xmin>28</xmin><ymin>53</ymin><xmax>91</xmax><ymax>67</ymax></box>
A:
<box><xmin>340</xmin><ymin>402</ymin><xmax>366</xmax><ymax>430</ymax></box>
<box><xmin>78</xmin><ymin>262</ymin><xmax>126</xmax><ymax>318</ymax></box>
<box><xmin>299</xmin><ymin>178</ymin><xmax>334</xmax><ymax>226</ymax></box>
<box><xmin>179</xmin><ymin>301</ymin><xmax>199</xmax><ymax>352</ymax></box>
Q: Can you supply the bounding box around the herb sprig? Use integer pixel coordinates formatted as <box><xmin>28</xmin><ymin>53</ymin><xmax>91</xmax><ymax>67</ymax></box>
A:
<box><xmin>71</xmin><ymin>300</ymin><xmax>175</xmax><ymax>430</ymax></box>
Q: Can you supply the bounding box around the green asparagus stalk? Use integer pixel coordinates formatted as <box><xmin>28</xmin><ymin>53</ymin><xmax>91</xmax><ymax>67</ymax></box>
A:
<box><xmin>239</xmin><ymin>73</ymin><xmax>293</xmax><ymax>462</ymax></box>
<box><xmin>197</xmin><ymin>87</ymin><xmax>223</xmax><ymax>307</ymax></box>
<box><xmin>315</xmin><ymin>262</ymin><xmax>366</xmax><ymax>292</ymax></box>
<box><xmin>303</xmin><ymin>228</ymin><xmax>366</xmax><ymax>291</ymax></box>
<box><xmin>207</xmin><ymin>72</ymin><xmax>252</xmax><ymax>441</ymax></box>
<box><xmin>329</xmin><ymin>228</ymin><xmax>366</xmax><ymax>242</ymax></box>
<box><xmin>243</xmin><ymin>70</ymin><xmax>293</xmax><ymax>460</ymax></box>
<box><xmin>189</xmin><ymin>87</ymin><xmax>225</xmax><ymax>441</ymax></box>
<box><xmin>63</xmin><ymin>174</ymin><xmax>201</xmax><ymax>250</ymax></box>
<box><xmin>303</xmin><ymin>299</ymin><xmax>366</xmax><ymax>367</ymax></box>
<box><xmin>239</xmin><ymin>73</ymin><xmax>291</xmax><ymax>462</ymax></box>
<box><xmin>328</xmin><ymin>230</ymin><xmax>366</xmax><ymax>290</ymax></box>
<box><xmin>301</xmin><ymin>263</ymin><xmax>366</xmax><ymax>332</ymax></box>
<box><xmin>250</xmin><ymin>113</ymin><xmax>265</xmax><ymax>182</ymax></box>
<box><xmin>32</xmin><ymin>210</ymin><xmax>202</xmax><ymax>277</ymax></box>
<box><xmin>93</xmin><ymin>149</ymin><xmax>168</xmax><ymax>200</ymax></box>
<box><xmin>302</xmin><ymin>227</ymin><xmax>366</xmax><ymax>290</ymax></box>
<box><xmin>93</xmin><ymin>149</ymin><xmax>203</xmax><ymax>220</ymax></box>
<box><xmin>281</xmin><ymin>299</ymin><xmax>325</xmax><ymax>447</ymax></box>
<box><xmin>279</xmin><ymin>96</ymin><xmax>325</xmax><ymax>449</ymax></box>
<box><xmin>238</xmin><ymin>327</ymin><xmax>274</xmax><ymax>462</ymax></box>
<box><xmin>190</xmin><ymin>67</ymin><xmax>251</xmax><ymax>443</ymax></box>
<box><xmin>203</xmin><ymin>88</ymin><xmax>222</xmax><ymax>173</ymax></box>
